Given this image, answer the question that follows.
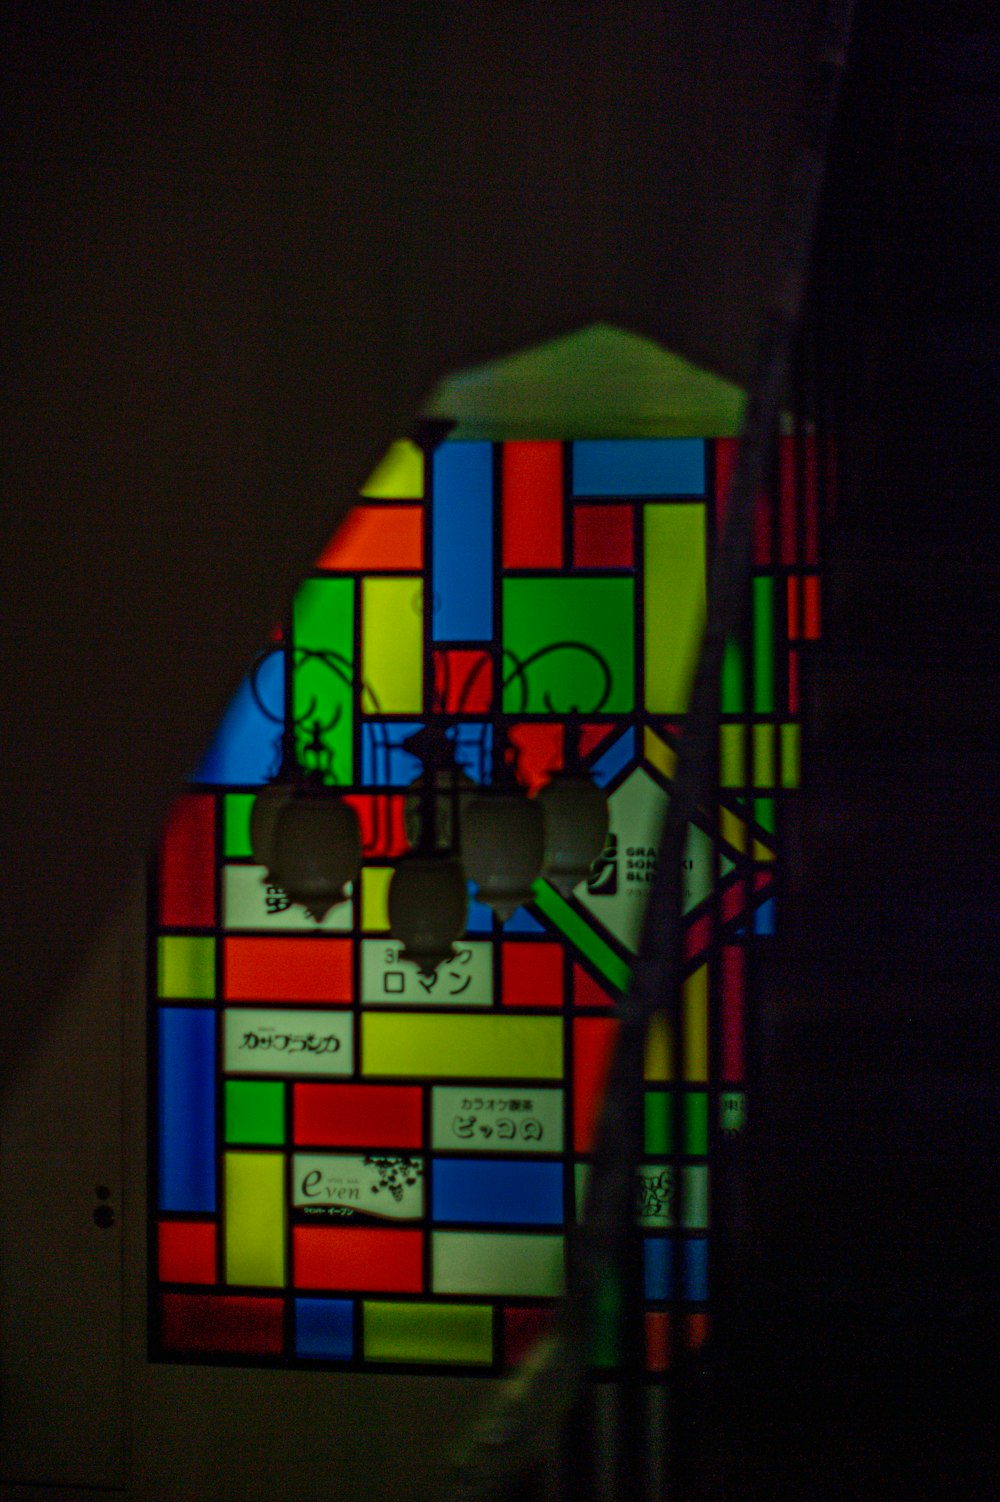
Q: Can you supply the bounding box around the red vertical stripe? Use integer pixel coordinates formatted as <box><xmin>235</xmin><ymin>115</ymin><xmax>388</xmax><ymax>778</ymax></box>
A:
<box><xmin>803</xmin><ymin>576</ymin><xmax>821</xmax><ymax>639</ymax></box>
<box><xmin>502</xmin><ymin>442</ymin><xmax>563</xmax><ymax>568</ymax></box>
<box><xmin>787</xmin><ymin>649</ymin><xmax>800</xmax><ymax>715</ymax></box>
<box><xmin>787</xmin><ymin>577</ymin><xmax>800</xmax><ymax>641</ymax></box>
<box><xmin>721</xmin><ymin>947</ymin><xmax>745</xmax><ymax>1081</ymax></box>
<box><xmin>779</xmin><ymin>435</ymin><xmax>797</xmax><ymax>565</ymax></box>
<box><xmin>158</xmin><ymin>794</ymin><xmax>216</xmax><ymax>927</ymax></box>
<box><xmin>714</xmin><ymin>438</ymin><xmax>737</xmax><ymax>538</ymax></box>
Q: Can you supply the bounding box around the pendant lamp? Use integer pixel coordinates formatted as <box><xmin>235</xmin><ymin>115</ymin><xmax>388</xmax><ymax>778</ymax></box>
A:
<box><xmin>388</xmin><ymin>852</ymin><xmax>469</xmax><ymax>975</ymax></box>
<box><xmin>537</xmin><ymin>770</ymin><xmax>610</xmax><ymax>897</ymax></box>
<box><xmin>267</xmin><ymin>790</ymin><xmax>362</xmax><ymax>922</ymax></box>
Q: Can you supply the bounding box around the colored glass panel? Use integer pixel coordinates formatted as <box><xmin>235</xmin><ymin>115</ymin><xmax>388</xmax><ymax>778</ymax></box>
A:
<box><xmin>573</xmin><ymin>504</ymin><xmax>634</xmax><ymax>568</ymax></box>
<box><xmin>502</xmin><ymin>441</ymin><xmax>563</xmax><ymax>568</ymax></box>
<box><xmin>573</xmin><ymin>439</ymin><xmax>705</xmax><ymax>496</ymax></box>
<box><xmin>685</xmin><ymin>1093</ymin><xmax>709</xmax><ymax>1155</ymax></box>
<box><xmin>721</xmin><ymin>638</ymin><xmax>744</xmax><ymax>714</ymax></box>
<box><xmin>752</xmin><ymin>576</ymin><xmax>775</xmax><ymax>714</ymax></box>
<box><xmin>343</xmin><ymin>793</ymin><xmax>409</xmax><ymax>856</ymax></box>
<box><xmin>501</xmin><ymin>942</ymin><xmax>564</xmax><ymax>1007</ymax></box>
<box><xmin>645</xmin><ymin>1013</ymin><xmax>673</xmax><ymax>1082</ymax></box>
<box><xmin>432</xmin><ymin>441</ymin><xmax>493</xmax><ymax>640</ymax></box>
<box><xmin>644</xmin><ymin>1092</ymin><xmax>671</xmax><ymax>1155</ymax></box>
<box><xmin>292</xmin><ymin>578</ymin><xmax>354</xmax><ymax>785</ymax></box>
<box><xmin>573</xmin><ymin>964</ymin><xmax>616</xmax><ymax>1009</ymax></box>
<box><xmin>223</xmin><ymin>937</ymin><xmax>352</xmax><ymax>1002</ymax></box>
<box><xmin>223</xmin><ymin>792</ymin><xmax>255</xmax><ymax>857</ymax></box>
<box><xmin>644</xmin><ymin>505</ymin><xmax>706</xmax><ymax>712</ymax></box>
<box><xmin>294</xmin><ymin>1084</ymin><xmax>423</xmax><ymax>1149</ymax></box>
<box><xmin>360</xmin><ymin>940</ymin><xmax>490</xmax><ymax>1006</ymax></box>
<box><xmin>781</xmin><ymin>723</ymin><xmax>802</xmax><ymax>787</ymax></box>
<box><xmin>225</xmin><ymin>1080</ymin><xmax>285</xmax><ymax>1145</ymax></box>
<box><xmin>293</xmin><ymin>1226</ymin><xmax>423</xmax><ymax>1293</ymax></box>
<box><xmin>158</xmin><ymin>1008</ymin><xmax>215</xmax><ymax>1212</ymax></box>
<box><xmin>433</xmin><ymin>1160</ymin><xmax>563</xmax><ymax>1225</ymax></box>
<box><xmin>803</xmin><ymin>575</ymin><xmax>821</xmax><ymax>639</ymax></box>
<box><xmin>502</xmin><ymin>1306</ymin><xmax>555</xmax><ymax>1367</ymax></box>
<box><xmin>503</xmin><ymin>577</ymin><xmax>634</xmax><ymax>715</ymax></box>
<box><xmin>194</xmin><ymin>652</ymin><xmax>284</xmax><ymax>785</ymax></box>
<box><xmin>433</xmin><ymin>649</ymin><xmax>493</xmax><ymax>714</ymax></box>
<box><xmin>361</xmin><ymin>439</ymin><xmax>424</xmax><ymax>499</ymax></box>
<box><xmin>361</xmin><ymin>722</ymin><xmax>423</xmax><ymax>786</ymax></box>
<box><xmin>224</xmin><ymin>1152</ymin><xmax>285</xmax><ymax>1287</ymax></box>
<box><xmin>432</xmin><ymin>1232</ymin><xmax>565</xmax><ymax>1297</ymax></box>
<box><xmin>293</xmin><ymin>1155</ymin><xmax>424</xmax><ymax>1219</ymax></box>
<box><xmin>161</xmin><ymin>1294</ymin><xmax>284</xmax><ymax>1355</ymax></box>
<box><xmin>753</xmin><ymin>724</ymin><xmax>777</xmax><ymax>787</ymax></box>
<box><xmin>364</xmin><ymin>1301</ymin><xmax>493</xmax><ymax>1365</ymax></box>
<box><xmin>719</xmin><ymin>724</ymin><xmax>747</xmax><ymax>787</ymax></box>
<box><xmin>430</xmin><ymin>1087</ymin><xmax>564</xmax><ymax>1154</ymax></box>
<box><xmin>361</xmin><ymin>578</ymin><xmax>423</xmax><ymax>714</ymax></box>
<box><xmin>224</xmin><ymin>1009</ymin><xmax>353</xmax><ymax>1077</ymax></box>
<box><xmin>532</xmin><ymin>881</ymin><xmax>631</xmax><ymax>994</ymax></box>
<box><xmin>158</xmin><ymin>1220</ymin><xmax>217</xmax><ymax>1284</ymax></box>
<box><xmin>158</xmin><ymin>936</ymin><xmax>215</xmax><ymax>999</ymax></box>
<box><xmin>589</xmin><ymin>725</ymin><xmax>636</xmax><ymax>787</ymax></box>
<box><xmin>158</xmin><ymin>795</ymin><xmax>216</xmax><ymax>927</ymax></box>
<box><xmin>316</xmin><ymin>505</ymin><xmax>423</xmax><ymax>571</ymax></box>
<box><xmin>295</xmin><ymin>1298</ymin><xmax>353</xmax><ymax>1359</ymax></box>
<box><xmin>643</xmin><ymin>726</ymin><xmax>677</xmax><ymax>781</ymax></box>
<box><xmin>507</xmin><ymin>724</ymin><xmax>564</xmax><ymax>795</ymax></box>
<box><xmin>360</xmin><ymin>867</ymin><xmax>392</xmax><ymax>931</ymax></box>
<box><xmin>573</xmin><ymin>1016</ymin><xmax>619</xmax><ymax>1152</ymax></box>
<box><xmin>362</xmin><ymin>1015</ymin><xmax>563</xmax><ymax>1080</ymax></box>
<box><xmin>683</xmin><ymin>967</ymin><xmax>709</xmax><ymax>1083</ymax></box>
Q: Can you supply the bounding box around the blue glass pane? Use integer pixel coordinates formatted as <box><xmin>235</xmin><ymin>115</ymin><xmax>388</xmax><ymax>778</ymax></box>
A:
<box><xmin>503</xmin><ymin>906</ymin><xmax>544</xmax><ymax>934</ymax></box>
<box><xmin>447</xmin><ymin>723</ymin><xmax>493</xmax><ymax>783</ymax></box>
<box><xmin>158</xmin><ymin>1008</ymin><xmax>215</xmax><ymax>1212</ymax></box>
<box><xmin>684</xmin><ymin>1238</ymin><xmax>709</xmax><ymax>1301</ymax></box>
<box><xmin>432</xmin><ymin>1160</ymin><xmax>563</xmax><ymax>1224</ymax></box>
<box><xmin>590</xmin><ymin>726</ymin><xmax>636</xmax><ymax>787</ymax></box>
<box><xmin>465</xmin><ymin>883</ymin><xmax>494</xmax><ymax>933</ymax></box>
<box><xmin>295</xmin><ymin>1298</ymin><xmax>353</xmax><ymax>1359</ymax></box>
<box><xmin>361</xmin><ymin>722</ymin><xmax>424</xmax><ymax>786</ymax></box>
<box><xmin>644</xmin><ymin>1237</ymin><xmax>674</xmax><ymax>1301</ymax></box>
<box><xmin>432</xmin><ymin>442</ymin><xmax>494</xmax><ymax>640</ymax></box>
<box><xmin>753</xmin><ymin>898</ymin><xmax>776</xmax><ymax>936</ymax></box>
<box><xmin>194</xmin><ymin>652</ymin><xmax>284</xmax><ymax>785</ymax></box>
<box><xmin>573</xmin><ymin>439</ymin><xmax>705</xmax><ymax>497</ymax></box>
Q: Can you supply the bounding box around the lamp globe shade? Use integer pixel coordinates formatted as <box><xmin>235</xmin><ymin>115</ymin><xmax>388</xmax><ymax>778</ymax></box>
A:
<box><xmin>537</xmin><ymin>771</ymin><xmax>610</xmax><ymax>897</ymax></box>
<box><xmin>388</xmin><ymin>853</ymin><xmax>468</xmax><ymax>975</ymax></box>
<box><xmin>461</xmin><ymin>790</ymin><xmax>545</xmax><ymax>922</ymax></box>
<box><xmin>249</xmin><ymin>782</ymin><xmax>292</xmax><ymax>876</ymax></box>
<box><xmin>270</xmin><ymin>793</ymin><xmax>362</xmax><ymax>922</ymax></box>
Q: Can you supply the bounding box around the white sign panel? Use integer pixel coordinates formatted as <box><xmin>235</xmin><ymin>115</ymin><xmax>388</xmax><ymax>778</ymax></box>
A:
<box><xmin>360</xmin><ymin>940</ymin><xmax>493</xmax><ymax>1006</ymax></box>
<box><xmin>223</xmin><ymin>865</ymin><xmax>352</xmax><ymax>931</ymax></box>
<box><xmin>431</xmin><ymin>1087</ymin><xmax>564</xmax><ymax>1153</ymax></box>
<box><xmin>224</xmin><ymin>1008</ymin><xmax>354</xmax><ymax>1075</ymax></box>
<box><xmin>293</xmin><ymin>1153</ymin><xmax>424</xmax><ymax>1220</ymax></box>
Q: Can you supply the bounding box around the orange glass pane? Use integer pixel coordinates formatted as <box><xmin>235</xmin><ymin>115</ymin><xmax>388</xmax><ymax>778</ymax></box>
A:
<box><xmin>645</xmin><ymin>1311</ymin><xmax>671</xmax><ymax>1372</ymax></box>
<box><xmin>158</xmin><ymin>1220</ymin><xmax>217</xmax><ymax>1284</ymax></box>
<box><xmin>223</xmin><ymin>937</ymin><xmax>353</xmax><ymax>1003</ymax></box>
<box><xmin>316</xmin><ymin>506</ymin><xmax>423</xmax><ymax>572</ymax></box>
<box><xmin>294</xmin><ymin>1084</ymin><xmax>423</xmax><ymax>1148</ymax></box>
<box><xmin>573</xmin><ymin>1016</ymin><xmax>619</xmax><ymax>1151</ymax></box>
<box><xmin>501</xmin><ymin>942</ymin><xmax>564</xmax><ymax>1007</ymax></box>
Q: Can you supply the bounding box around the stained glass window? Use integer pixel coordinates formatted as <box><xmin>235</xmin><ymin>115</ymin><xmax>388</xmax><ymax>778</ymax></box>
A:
<box><xmin>151</xmin><ymin>424</ymin><xmax>826</xmax><ymax>1372</ymax></box>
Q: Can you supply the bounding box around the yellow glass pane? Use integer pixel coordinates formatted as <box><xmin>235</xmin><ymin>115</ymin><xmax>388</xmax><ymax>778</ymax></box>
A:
<box><xmin>224</xmin><ymin>1152</ymin><xmax>285</xmax><ymax>1287</ymax></box>
<box><xmin>643</xmin><ymin>726</ymin><xmax>677</xmax><ymax>780</ymax></box>
<box><xmin>644</xmin><ymin>504</ymin><xmax>706</xmax><ymax>713</ymax></box>
<box><xmin>361</xmin><ymin>439</ymin><xmax>424</xmax><ymax>499</ymax></box>
<box><xmin>753</xmin><ymin>724</ymin><xmax>776</xmax><ymax>787</ymax></box>
<box><xmin>364</xmin><ymin>1301</ymin><xmax>493</xmax><ymax>1364</ymax></box>
<box><xmin>781</xmin><ymin>723</ymin><xmax>802</xmax><ymax>787</ymax></box>
<box><xmin>361</xmin><ymin>867</ymin><xmax>392</xmax><ymax>932</ymax></box>
<box><xmin>719</xmin><ymin>724</ymin><xmax>746</xmax><ymax>787</ymax></box>
<box><xmin>157</xmin><ymin>936</ymin><xmax>215</xmax><ymax>999</ymax></box>
<box><xmin>683</xmin><ymin>966</ymin><xmax>709</xmax><ymax>1082</ymax></box>
<box><xmin>362</xmin><ymin>1014</ymin><xmax>563</xmax><ymax>1079</ymax></box>
<box><xmin>361</xmin><ymin>578</ymin><xmax>423</xmax><ymax>713</ymax></box>
<box><xmin>644</xmin><ymin>1012</ymin><xmax>673</xmax><ymax>1081</ymax></box>
<box><xmin>719</xmin><ymin>807</ymin><xmax>748</xmax><ymax>854</ymax></box>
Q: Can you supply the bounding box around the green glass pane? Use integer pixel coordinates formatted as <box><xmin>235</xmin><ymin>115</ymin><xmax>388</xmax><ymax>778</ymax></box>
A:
<box><xmin>644</xmin><ymin>1092</ymin><xmax>672</xmax><ymax>1155</ymax></box>
<box><xmin>502</xmin><ymin>578</ymin><xmax>634</xmax><ymax>714</ymax></box>
<box><xmin>720</xmin><ymin>1090</ymin><xmax>747</xmax><ymax>1135</ymax></box>
<box><xmin>292</xmin><ymin>578</ymin><xmax>354</xmax><ymax>785</ymax></box>
<box><xmin>531</xmin><ymin>880</ymin><xmax>631</xmax><ymax>994</ymax></box>
<box><xmin>225</xmin><ymin>1080</ymin><xmax>285</xmax><ymax>1145</ymax></box>
<box><xmin>589</xmin><ymin>1267</ymin><xmax>622</xmax><ymax>1369</ymax></box>
<box><xmin>432</xmin><ymin>1232</ymin><xmax>565</xmax><ymax>1297</ymax></box>
<box><xmin>754</xmin><ymin>796</ymin><xmax>776</xmax><ymax>833</ymax></box>
<box><xmin>684</xmin><ymin>1092</ymin><xmax>709</xmax><ymax>1155</ymax></box>
<box><xmin>752</xmin><ymin>576</ymin><xmax>775</xmax><ymax>714</ymax></box>
<box><xmin>223</xmin><ymin>793</ymin><xmax>256</xmax><ymax>857</ymax></box>
<box><xmin>721</xmin><ymin>637</ymin><xmax>744</xmax><ymax>713</ymax></box>
<box><xmin>364</xmin><ymin>1301</ymin><xmax>492</xmax><ymax>1365</ymax></box>
<box><xmin>157</xmin><ymin>936</ymin><xmax>215</xmax><ymax>999</ymax></box>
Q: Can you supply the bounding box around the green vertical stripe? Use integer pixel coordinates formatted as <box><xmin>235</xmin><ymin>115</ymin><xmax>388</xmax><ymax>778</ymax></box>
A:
<box><xmin>292</xmin><ymin>577</ymin><xmax>354</xmax><ymax>784</ymax></box>
<box><xmin>531</xmin><ymin>881</ymin><xmax>631</xmax><ymax>994</ymax></box>
<box><xmin>752</xmin><ymin>576</ymin><xmax>775</xmax><ymax>713</ymax></box>
<box><xmin>644</xmin><ymin>505</ymin><xmax>707</xmax><ymax>713</ymax></box>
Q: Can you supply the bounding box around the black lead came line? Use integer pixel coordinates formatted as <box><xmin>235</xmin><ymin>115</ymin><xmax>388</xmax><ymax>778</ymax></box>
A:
<box><xmin>435</xmin><ymin>4</ymin><xmax>857</xmax><ymax>1500</ymax></box>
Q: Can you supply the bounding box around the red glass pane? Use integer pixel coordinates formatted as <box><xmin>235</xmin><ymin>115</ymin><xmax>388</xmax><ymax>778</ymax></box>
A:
<box><xmin>158</xmin><ymin>1220</ymin><xmax>217</xmax><ymax>1284</ymax></box>
<box><xmin>507</xmin><ymin>724</ymin><xmax>563</xmax><ymax>795</ymax></box>
<box><xmin>433</xmin><ymin>649</ymin><xmax>493</xmax><ymax>714</ymax></box>
<box><xmin>722</xmin><ymin>946</ymin><xmax>744</xmax><ymax>1081</ymax></box>
<box><xmin>573</xmin><ymin>1017</ymin><xmax>619</xmax><ymax>1151</ymax></box>
<box><xmin>293</xmin><ymin>1226</ymin><xmax>423</xmax><ymax>1292</ymax></box>
<box><xmin>158</xmin><ymin>795</ymin><xmax>216</xmax><ymax>928</ymax></box>
<box><xmin>578</xmin><ymin>723</ymin><xmax>615</xmax><ymax>760</ymax></box>
<box><xmin>294</xmin><ymin>1084</ymin><xmax>423</xmax><ymax>1148</ymax></box>
<box><xmin>683</xmin><ymin>912</ymin><xmax>712</xmax><ymax>963</ymax></box>
<box><xmin>503</xmin><ymin>1305</ymin><xmax>555</xmax><ymax>1367</ymax></box>
<box><xmin>716</xmin><ymin>437</ymin><xmax>772</xmax><ymax>564</ymax></box>
<box><xmin>161</xmin><ymin>1293</ymin><xmax>284</xmax><ymax>1355</ymax></box>
<box><xmin>502</xmin><ymin>442</ymin><xmax>563</xmax><ymax>569</ymax></box>
<box><xmin>343</xmin><ymin>793</ymin><xmax>408</xmax><ymax>857</ymax></box>
<box><xmin>223</xmin><ymin>937</ymin><xmax>353</xmax><ymax>1003</ymax></box>
<box><xmin>572</xmin><ymin>963</ymin><xmax>615</xmax><ymax>1009</ymax></box>
<box><xmin>315</xmin><ymin>505</ymin><xmax>423</xmax><ymax>571</ymax></box>
<box><xmin>501</xmin><ymin>942</ymin><xmax>564</xmax><ymax>1007</ymax></box>
<box><xmin>787</xmin><ymin>576</ymin><xmax>800</xmax><ymax>640</ymax></box>
<box><xmin>572</xmin><ymin>505</ymin><xmax>634</xmax><ymax>568</ymax></box>
<box><xmin>645</xmin><ymin>1311</ymin><xmax>671</xmax><ymax>1372</ymax></box>
<box><xmin>802</xmin><ymin>575</ymin><xmax>821</xmax><ymax>639</ymax></box>
<box><xmin>788</xmin><ymin>649</ymin><xmax>800</xmax><ymax>714</ymax></box>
